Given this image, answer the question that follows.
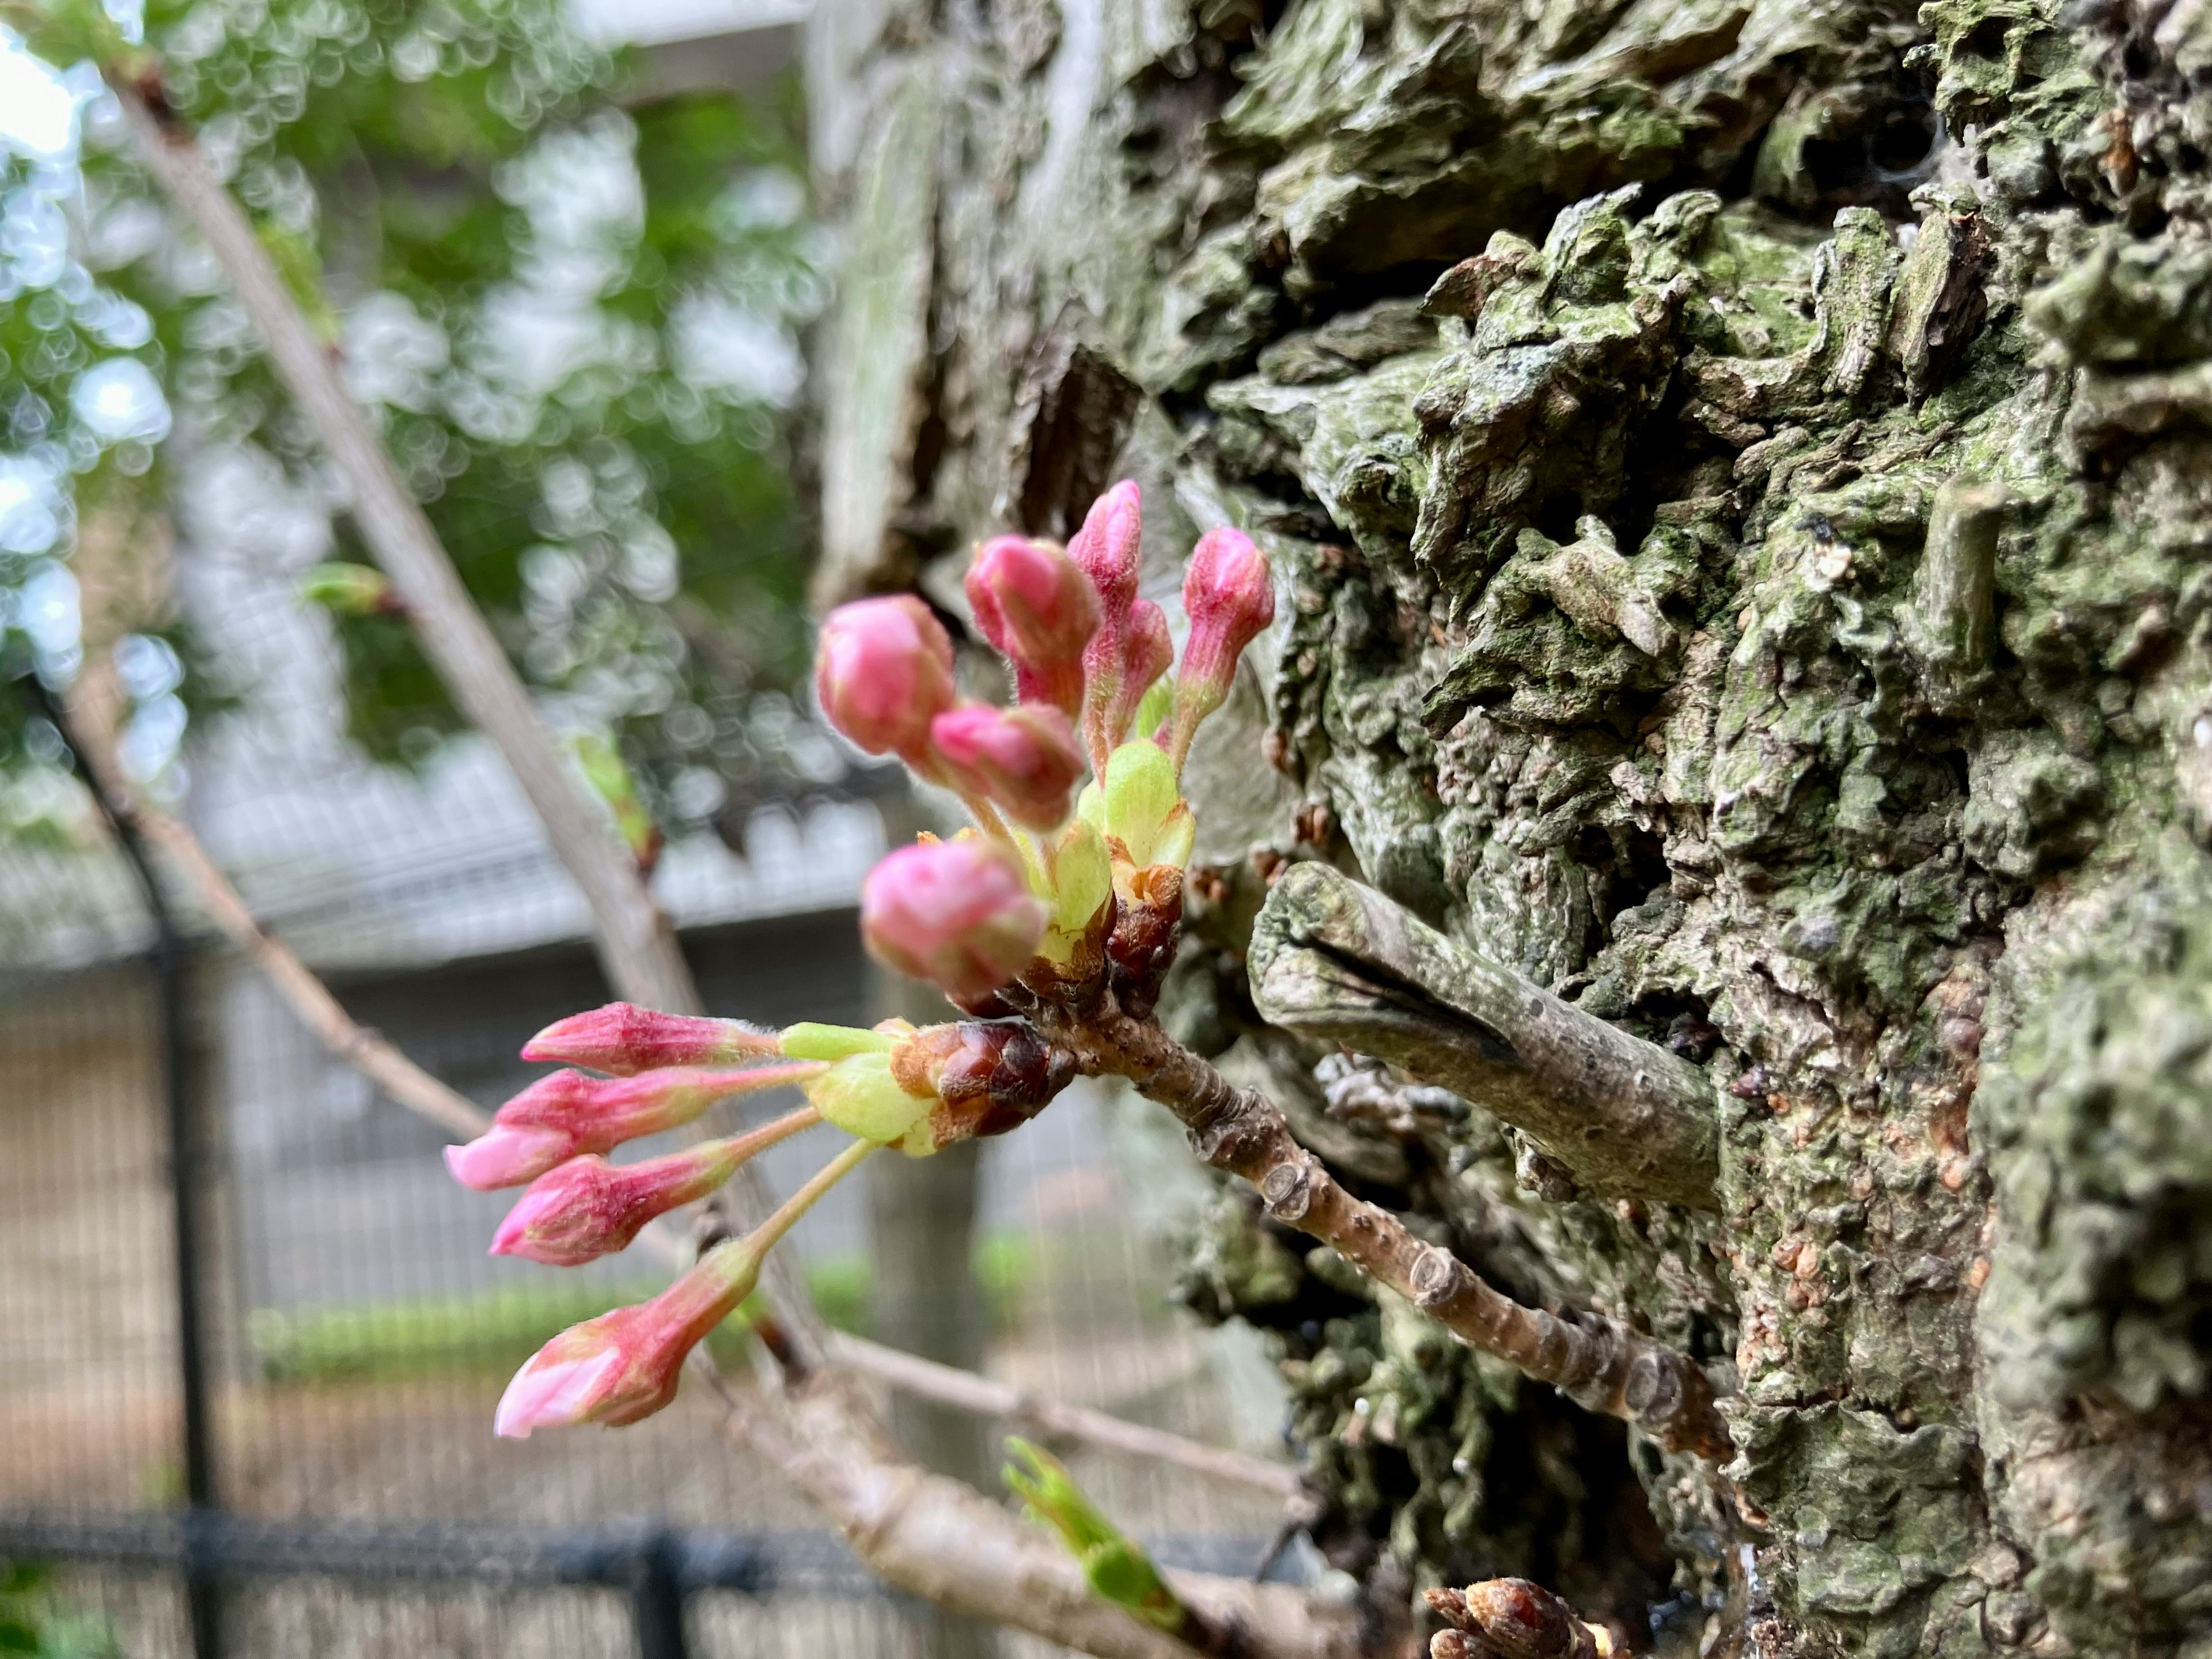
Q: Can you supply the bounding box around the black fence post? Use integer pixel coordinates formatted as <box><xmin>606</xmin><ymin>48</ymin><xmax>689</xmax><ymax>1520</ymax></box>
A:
<box><xmin>627</xmin><ymin>1527</ymin><xmax>690</xmax><ymax>1659</ymax></box>
<box><xmin>29</xmin><ymin>683</ymin><xmax>223</xmax><ymax>1659</ymax></box>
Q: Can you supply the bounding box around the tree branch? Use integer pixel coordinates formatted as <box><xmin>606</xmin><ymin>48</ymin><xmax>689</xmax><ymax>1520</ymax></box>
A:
<box><xmin>105</xmin><ymin>76</ymin><xmax>698</xmax><ymax>1021</ymax></box>
<box><xmin>1024</xmin><ymin>1000</ymin><xmax>1730</xmax><ymax>1460</ymax></box>
<box><xmin>709</xmin><ymin>1363</ymin><xmax>1363</xmax><ymax>1659</ymax></box>
<box><xmin>1247</xmin><ymin>863</ymin><xmax>1719</xmax><ymax>1211</ymax></box>
<box><xmin>822</xmin><ymin>1332</ymin><xmax>1305</xmax><ymax>1501</ymax></box>
<box><xmin>49</xmin><ymin>687</ymin><xmax>488</xmax><ymax>1140</ymax></box>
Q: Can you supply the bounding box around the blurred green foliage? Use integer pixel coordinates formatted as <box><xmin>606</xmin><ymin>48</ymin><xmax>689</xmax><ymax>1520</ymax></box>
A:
<box><xmin>1</xmin><ymin>0</ymin><xmax>831</xmax><ymax>840</ymax></box>
<box><xmin>0</xmin><ymin>1560</ymin><xmax>121</xmax><ymax>1658</ymax></box>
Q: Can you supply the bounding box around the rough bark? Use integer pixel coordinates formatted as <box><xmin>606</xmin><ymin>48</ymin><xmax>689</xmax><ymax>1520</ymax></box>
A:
<box><xmin>809</xmin><ymin>1</ymin><xmax>2212</xmax><ymax>1654</ymax></box>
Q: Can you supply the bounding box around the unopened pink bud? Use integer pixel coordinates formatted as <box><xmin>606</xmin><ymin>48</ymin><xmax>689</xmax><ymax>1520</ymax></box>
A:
<box><xmin>488</xmin><ymin>1109</ymin><xmax>818</xmax><ymax>1266</ymax></box>
<box><xmin>445</xmin><ymin>1063</ymin><xmax>825</xmax><ymax>1190</ymax></box>
<box><xmin>927</xmin><ymin>704</ymin><xmax>1087</xmax><ymax>831</ymax></box>
<box><xmin>494</xmin><ymin>1240</ymin><xmax>760</xmax><ymax>1435</ymax></box>
<box><xmin>444</xmin><ymin>1123</ymin><xmax>571</xmax><ymax>1191</ymax></box>
<box><xmin>862</xmin><ymin>839</ymin><xmax>1048</xmax><ymax>1001</ymax></box>
<box><xmin>967</xmin><ymin>537</ymin><xmax>1100</xmax><ymax>717</ymax></box>
<box><xmin>1067</xmin><ymin>480</ymin><xmax>1142</xmax><ymax>619</ymax></box>
<box><xmin>522</xmin><ymin>1003</ymin><xmax>781</xmax><ymax>1075</ymax></box>
<box><xmin>1172</xmin><ymin>527</ymin><xmax>1273</xmax><ymax>765</ymax></box>
<box><xmin>815</xmin><ymin>596</ymin><xmax>958</xmax><ymax>763</ymax></box>
<box><xmin>1111</xmin><ymin>600</ymin><xmax>1173</xmax><ymax>745</ymax></box>
<box><xmin>1068</xmin><ymin>482</ymin><xmax>1161</xmax><ymax>770</ymax></box>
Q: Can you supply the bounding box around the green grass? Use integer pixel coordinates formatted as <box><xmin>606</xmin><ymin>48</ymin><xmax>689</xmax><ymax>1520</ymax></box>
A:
<box><xmin>249</xmin><ymin>1232</ymin><xmax>1043</xmax><ymax>1385</ymax></box>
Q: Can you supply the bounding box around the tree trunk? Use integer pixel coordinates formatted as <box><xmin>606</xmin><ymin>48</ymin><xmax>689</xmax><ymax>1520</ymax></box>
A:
<box><xmin>808</xmin><ymin>2</ymin><xmax>2212</xmax><ymax>1654</ymax></box>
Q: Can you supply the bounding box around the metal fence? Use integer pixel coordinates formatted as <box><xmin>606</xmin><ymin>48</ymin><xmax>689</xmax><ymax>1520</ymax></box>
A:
<box><xmin>0</xmin><ymin>733</ymin><xmax>1294</xmax><ymax>1656</ymax></box>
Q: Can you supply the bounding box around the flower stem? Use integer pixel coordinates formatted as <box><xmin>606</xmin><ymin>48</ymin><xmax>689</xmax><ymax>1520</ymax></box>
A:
<box><xmin>749</xmin><ymin>1137</ymin><xmax>877</xmax><ymax>1259</ymax></box>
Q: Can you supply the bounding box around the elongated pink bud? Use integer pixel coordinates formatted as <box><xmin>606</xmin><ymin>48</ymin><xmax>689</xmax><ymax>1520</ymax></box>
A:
<box><xmin>1069</xmin><ymin>480</ymin><xmax>1142</xmax><ymax>619</ymax></box>
<box><xmin>862</xmin><ymin>838</ymin><xmax>1048</xmax><ymax>1001</ymax></box>
<box><xmin>490</xmin><ymin>1108</ymin><xmax>821</xmax><ymax>1266</ymax></box>
<box><xmin>1171</xmin><ymin>527</ymin><xmax>1273</xmax><ymax>767</ymax></box>
<box><xmin>495</xmin><ymin>1139</ymin><xmax>875</xmax><ymax>1436</ymax></box>
<box><xmin>495</xmin><ymin>1239</ymin><xmax>761</xmax><ymax>1435</ymax></box>
<box><xmin>1110</xmin><ymin>600</ymin><xmax>1173</xmax><ymax>748</ymax></box>
<box><xmin>815</xmin><ymin>595</ymin><xmax>958</xmax><ymax>764</ymax></box>
<box><xmin>444</xmin><ymin>1063</ymin><xmax>826</xmax><ymax>1190</ymax></box>
<box><xmin>522</xmin><ymin>1003</ymin><xmax>782</xmax><ymax>1075</ymax></box>
<box><xmin>444</xmin><ymin>1123</ymin><xmax>571</xmax><ymax>1191</ymax></box>
<box><xmin>966</xmin><ymin>536</ymin><xmax>1100</xmax><ymax>717</ymax></box>
<box><xmin>1070</xmin><ymin>481</ymin><xmax>1147</xmax><ymax>771</ymax></box>
<box><xmin>927</xmin><ymin>704</ymin><xmax>1087</xmax><ymax>831</ymax></box>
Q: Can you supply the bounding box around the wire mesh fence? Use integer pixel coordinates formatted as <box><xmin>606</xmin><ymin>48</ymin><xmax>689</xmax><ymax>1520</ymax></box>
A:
<box><xmin>0</xmin><ymin>756</ymin><xmax>1296</xmax><ymax>1656</ymax></box>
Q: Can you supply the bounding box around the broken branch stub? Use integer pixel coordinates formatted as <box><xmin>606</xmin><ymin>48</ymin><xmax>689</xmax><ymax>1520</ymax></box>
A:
<box><xmin>1248</xmin><ymin>863</ymin><xmax>1719</xmax><ymax>1211</ymax></box>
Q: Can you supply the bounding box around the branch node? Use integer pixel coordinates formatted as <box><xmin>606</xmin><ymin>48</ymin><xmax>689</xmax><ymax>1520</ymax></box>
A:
<box><xmin>1409</xmin><ymin>1245</ymin><xmax>1470</xmax><ymax>1311</ymax></box>
<box><xmin>1622</xmin><ymin>1350</ymin><xmax>1685</xmax><ymax>1425</ymax></box>
<box><xmin>1259</xmin><ymin>1158</ymin><xmax>1315</xmax><ymax>1223</ymax></box>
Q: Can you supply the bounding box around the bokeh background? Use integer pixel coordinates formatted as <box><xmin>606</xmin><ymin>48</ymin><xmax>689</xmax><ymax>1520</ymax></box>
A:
<box><xmin>0</xmin><ymin>2</ymin><xmax>1300</xmax><ymax>1652</ymax></box>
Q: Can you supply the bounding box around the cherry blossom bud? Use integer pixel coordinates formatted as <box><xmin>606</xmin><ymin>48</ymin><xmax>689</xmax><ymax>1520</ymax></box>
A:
<box><xmin>444</xmin><ymin>1123</ymin><xmax>572</xmax><ymax>1191</ymax></box>
<box><xmin>494</xmin><ymin>1139</ymin><xmax>875</xmax><ymax>1436</ymax></box>
<box><xmin>444</xmin><ymin>1063</ymin><xmax>825</xmax><ymax>1190</ymax></box>
<box><xmin>523</xmin><ymin>1003</ymin><xmax>782</xmax><ymax>1076</ymax></box>
<box><xmin>1068</xmin><ymin>480</ymin><xmax>1142</xmax><ymax>619</ymax></box>
<box><xmin>1172</xmin><ymin>527</ymin><xmax>1273</xmax><ymax>767</ymax></box>
<box><xmin>889</xmin><ymin>1021</ymin><xmax>1076</xmax><ymax>1153</ymax></box>
<box><xmin>815</xmin><ymin>596</ymin><xmax>957</xmax><ymax>764</ymax></box>
<box><xmin>1069</xmin><ymin>481</ymin><xmax>1150</xmax><ymax>770</ymax></box>
<box><xmin>927</xmin><ymin>704</ymin><xmax>1087</xmax><ymax>831</ymax></box>
<box><xmin>861</xmin><ymin>839</ymin><xmax>1048</xmax><ymax>1001</ymax></box>
<box><xmin>1106</xmin><ymin>599</ymin><xmax>1173</xmax><ymax>751</ymax></box>
<box><xmin>488</xmin><ymin>1108</ymin><xmax>819</xmax><ymax>1266</ymax></box>
<box><xmin>966</xmin><ymin>536</ymin><xmax>1099</xmax><ymax>717</ymax></box>
<box><xmin>495</xmin><ymin>1237</ymin><xmax>764</xmax><ymax>1435</ymax></box>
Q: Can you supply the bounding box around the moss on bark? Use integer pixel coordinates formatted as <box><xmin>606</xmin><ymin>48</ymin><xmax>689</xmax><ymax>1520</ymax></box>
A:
<box><xmin>808</xmin><ymin>0</ymin><xmax>2212</xmax><ymax>1651</ymax></box>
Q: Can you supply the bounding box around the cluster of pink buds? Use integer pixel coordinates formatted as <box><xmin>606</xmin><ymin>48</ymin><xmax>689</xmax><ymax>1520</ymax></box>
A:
<box><xmin>460</xmin><ymin>483</ymin><xmax>1274</xmax><ymax>1438</ymax></box>
<box><xmin>456</xmin><ymin>1003</ymin><xmax>1076</xmax><ymax>1435</ymax></box>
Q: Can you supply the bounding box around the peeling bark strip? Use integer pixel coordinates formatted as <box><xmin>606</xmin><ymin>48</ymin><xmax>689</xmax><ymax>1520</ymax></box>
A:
<box><xmin>1247</xmin><ymin>864</ymin><xmax>1719</xmax><ymax>1211</ymax></box>
<box><xmin>1027</xmin><ymin>1003</ymin><xmax>1729</xmax><ymax>1459</ymax></box>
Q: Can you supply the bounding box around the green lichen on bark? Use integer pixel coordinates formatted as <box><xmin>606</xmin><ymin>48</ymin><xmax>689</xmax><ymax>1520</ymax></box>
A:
<box><xmin>808</xmin><ymin>0</ymin><xmax>2212</xmax><ymax>1650</ymax></box>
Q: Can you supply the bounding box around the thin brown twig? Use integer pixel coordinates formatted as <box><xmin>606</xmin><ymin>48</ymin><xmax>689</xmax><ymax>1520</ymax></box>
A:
<box><xmin>1027</xmin><ymin>1002</ymin><xmax>1731</xmax><ymax>1460</ymax></box>
<box><xmin>822</xmin><ymin>1332</ymin><xmax>1306</xmax><ymax>1501</ymax></box>
<box><xmin>55</xmin><ymin>691</ymin><xmax>487</xmax><ymax>1140</ymax></box>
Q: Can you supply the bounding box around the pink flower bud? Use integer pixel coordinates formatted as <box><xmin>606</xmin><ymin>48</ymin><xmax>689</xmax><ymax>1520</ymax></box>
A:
<box><xmin>1070</xmin><ymin>481</ymin><xmax>1153</xmax><ymax>770</ymax></box>
<box><xmin>966</xmin><ymin>537</ymin><xmax>1100</xmax><ymax>718</ymax></box>
<box><xmin>861</xmin><ymin>838</ymin><xmax>1048</xmax><ymax>1002</ymax></box>
<box><xmin>443</xmin><ymin>1123</ymin><xmax>572</xmax><ymax>1191</ymax></box>
<box><xmin>444</xmin><ymin>1063</ymin><xmax>826</xmax><ymax>1190</ymax></box>
<box><xmin>1108</xmin><ymin>599</ymin><xmax>1173</xmax><ymax>747</ymax></box>
<box><xmin>1171</xmin><ymin>527</ymin><xmax>1274</xmax><ymax>766</ymax></box>
<box><xmin>488</xmin><ymin>1108</ymin><xmax>819</xmax><ymax>1266</ymax></box>
<box><xmin>815</xmin><ymin>596</ymin><xmax>958</xmax><ymax>763</ymax></box>
<box><xmin>927</xmin><ymin>704</ymin><xmax>1087</xmax><ymax>831</ymax></box>
<box><xmin>1068</xmin><ymin>480</ymin><xmax>1142</xmax><ymax>619</ymax></box>
<box><xmin>495</xmin><ymin>1240</ymin><xmax>760</xmax><ymax>1435</ymax></box>
<box><xmin>522</xmin><ymin>1003</ymin><xmax>782</xmax><ymax>1075</ymax></box>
